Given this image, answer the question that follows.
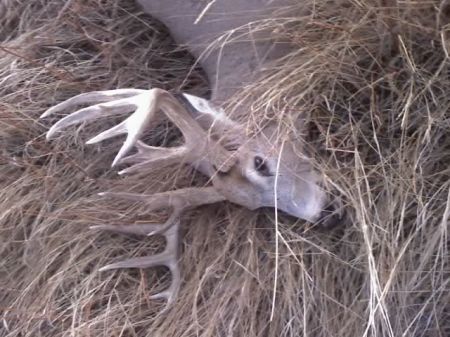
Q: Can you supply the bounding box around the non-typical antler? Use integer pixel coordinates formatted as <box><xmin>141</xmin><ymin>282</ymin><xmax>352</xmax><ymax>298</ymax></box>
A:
<box><xmin>41</xmin><ymin>88</ymin><xmax>233</xmax><ymax>307</ymax></box>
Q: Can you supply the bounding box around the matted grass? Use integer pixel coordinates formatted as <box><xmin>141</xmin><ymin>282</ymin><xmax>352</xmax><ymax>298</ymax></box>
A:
<box><xmin>1</xmin><ymin>0</ymin><xmax>449</xmax><ymax>336</ymax></box>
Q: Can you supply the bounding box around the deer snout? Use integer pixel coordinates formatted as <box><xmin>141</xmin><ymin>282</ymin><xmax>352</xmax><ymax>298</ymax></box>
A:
<box><xmin>316</xmin><ymin>203</ymin><xmax>343</xmax><ymax>228</ymax></box>
<box><xmin>278</xmin><ymin>181</ymin><xmax>328</xmax><ymax>222</ymax></box>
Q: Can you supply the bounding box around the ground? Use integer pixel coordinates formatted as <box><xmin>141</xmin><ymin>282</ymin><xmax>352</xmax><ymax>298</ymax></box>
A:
<box><xmin>0</xmin><ymin>0</ymin><xmax>449</xmax><ymax>336</ymax></box>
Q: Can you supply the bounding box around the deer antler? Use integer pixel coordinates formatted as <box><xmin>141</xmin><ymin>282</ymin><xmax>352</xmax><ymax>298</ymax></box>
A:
<box><xmin>42</xmin><ymin>88</ymin><xmax>234</xmax><ymax>172</ymax></box>
<box><xmin>90</xmin><ymin>187</ymin><xmax>225</xmax><ymax>306</ymax></box>
<box><xmin>91</xmin><ymin>221</ymin><xmax>182</xmax><ymax>306</ymax></box>
<box><xmin>41</xmin><ymin>88</ymin><xmax>232</xmax><ymax>307</ymax></box>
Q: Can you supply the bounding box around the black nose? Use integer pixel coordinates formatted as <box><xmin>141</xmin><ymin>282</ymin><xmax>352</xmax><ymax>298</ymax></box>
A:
<box><xmin>317</xmin><ymin>203</ymin><xmax>342</xmax><ymax>228</ymax></box>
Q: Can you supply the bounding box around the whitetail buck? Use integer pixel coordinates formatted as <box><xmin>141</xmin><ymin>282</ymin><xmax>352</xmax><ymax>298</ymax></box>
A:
<box><xmin>41</xmin><ymin>0</ymin><xmax>341</xmax><ymax>306</ymax></box>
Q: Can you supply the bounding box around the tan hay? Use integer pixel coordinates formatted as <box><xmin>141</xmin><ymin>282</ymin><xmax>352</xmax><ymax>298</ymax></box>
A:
<box><xmin>1</xmin><ymin>0</ymin><xmax>449</xmax><ymax>336</ymax></box>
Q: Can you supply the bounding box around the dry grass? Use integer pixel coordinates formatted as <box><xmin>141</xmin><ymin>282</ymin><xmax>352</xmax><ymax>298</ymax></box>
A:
<box><xmin>1</xmin><ymin>0</ymin><xmax>449</xmax><ymax>336</ymax></box>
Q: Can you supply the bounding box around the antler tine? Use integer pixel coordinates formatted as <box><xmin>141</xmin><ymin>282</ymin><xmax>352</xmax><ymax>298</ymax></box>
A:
<box><xmin>116</xmin><ymin>141</ymin><xmax>185</xmax><ymax>175</ymax></box>
<box><xmin>45</xmin><ymin>96</ymin><xmax>138</xmax><ymax>141</ymax></box>
<box><xmin>97</xmin><ymin>221</ymin><xmax>181</xmax><ymax>309</ymax></box>
<box><xmin>41</xmin><ymin>89</ymin><xmax>145</xmax><ymax>118</ymax></box>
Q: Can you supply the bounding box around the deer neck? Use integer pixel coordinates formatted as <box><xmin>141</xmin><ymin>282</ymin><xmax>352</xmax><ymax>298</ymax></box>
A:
<box><xmin>136</xmin><ymin>0</ymin><xmax>298</xmax><ymax>103</ymax></box>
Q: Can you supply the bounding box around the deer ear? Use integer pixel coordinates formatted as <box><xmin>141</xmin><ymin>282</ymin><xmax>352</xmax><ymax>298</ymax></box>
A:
<box><xmin>182</xmin><ymin>93</ymin><xmax>225</xmax><ymax>118</ymax></box>
<box><xmin>181</xmin><ymin>93</ymin><xmax>239</xmax><ymax>172</ymax></box>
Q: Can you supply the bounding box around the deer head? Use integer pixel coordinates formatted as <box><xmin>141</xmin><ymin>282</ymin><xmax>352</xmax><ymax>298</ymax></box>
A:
<box><xmin>180</xmin><ymin>94</ymin><xmax>330</xmax><ymax>222</ymax></box>
<box><xmin>41</xmin><ymin>88</ymin><xmax>339</xmax><ymax>307</ymax></box>
<box><xmin>212</xmin><ymin>134</ymin><xmax>328</xmax><ymax>222</ymax></box>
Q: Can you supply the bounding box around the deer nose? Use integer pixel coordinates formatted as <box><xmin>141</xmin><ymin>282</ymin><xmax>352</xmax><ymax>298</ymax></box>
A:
<box><xmin>317</xmin><ymin>203</ymin><xmax>342</xmax><ymax>228</ymax></box>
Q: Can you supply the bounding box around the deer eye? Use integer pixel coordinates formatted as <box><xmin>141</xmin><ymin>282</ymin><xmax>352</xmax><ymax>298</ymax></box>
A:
<box><xmin>254</xmin><ymin>156</ymin><xmax>272</xmax><ymax>177</ymax></box>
